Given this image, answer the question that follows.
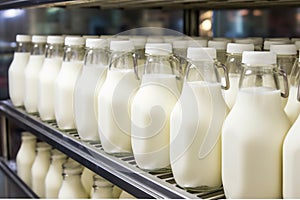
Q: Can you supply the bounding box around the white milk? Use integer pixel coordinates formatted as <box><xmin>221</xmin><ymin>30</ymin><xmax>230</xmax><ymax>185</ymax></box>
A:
<box><xmin>223</xmin><ymin>74</ymin><xmax>240</xmax><ymax>109</ymax></box>
<box><xmin>131</xmin><ymin>74</ymin><xmax>179</xmax><ymax>171</ymax></box>
<box><xmin>31</xmin><ymin>143</ymin><xmax>51</xmax><ymax>198</ymax></box>
<box><xmin>222</xmin><ymin>87</ymin><xmax>290</xmax><ymax>198</ymax></box>
<box><xmin>55</xmin><ymin>61</ymin><xmax>83</xmax><ymax>130</ymax></box>
<box><xmin>44</xmin><ymin>151</ymin><xmax>67</xmax><ymax>198</ymax></box>
<box><xmin>98</xmin><ymin>69</ymin><xmax>140</xmax><ymax>154</ymax></box>
<box><xmin>8</xmin><ymin>53</ymin><xmax>30</xmax><ymax>106</ymax></box>
<box><xmin>284</xmin><ymin>86</ymin><xmax>300</xmax><ymax>123</ymax></box>
<box><xmin>283</xmin><ymin>113</ymin><xmax>300</xmax><ymax>198</ymax></box>
<box><xmin>16</xmin><ymin>132</ymin><xmax>36</xmax><ymax>187</ymax></box>
<box><xmin>38</xmin><ymin>57</ymin><xmax>62</xmax><ymax>121</ymax></box>
<box><xmin>81</xmin><ymin>167</ymin><xmax>95</xmax><ymax>197</ymax></box>
<box><xmin>74</xmin><ymin>65</ymin><xmax>107</xmax><ymax>141</ymax></box>
<box><xmin>170</xmin><ymin>81</ymin><xmax>226</xmax><ymax>189</ymax></box>
<box><xmin>24</xmin><ymin>55</ymin><xmax>45</xmax><ymax>113</ymax></box>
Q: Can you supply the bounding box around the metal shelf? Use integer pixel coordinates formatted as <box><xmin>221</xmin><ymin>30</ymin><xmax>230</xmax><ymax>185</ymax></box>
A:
<box><xmin>0</xmin><ymin>100</ymin><xmax>225</xmax><ymax>199</ymax></box>
<box><xmin>0</xmin><ymin>0</ymin><xmax>300</xmax><ymax>10</ymax></box>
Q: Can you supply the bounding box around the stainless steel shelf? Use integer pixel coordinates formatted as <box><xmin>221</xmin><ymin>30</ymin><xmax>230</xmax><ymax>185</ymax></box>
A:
<box><xmin>0</xmin><ymin>0</ymin><xmax>300</xmax><ymax>10</ymax></box>
<box><xmin>0</xmin><ymin>100</ymin><xmax>225</xmax><ymax>199</ymax></box>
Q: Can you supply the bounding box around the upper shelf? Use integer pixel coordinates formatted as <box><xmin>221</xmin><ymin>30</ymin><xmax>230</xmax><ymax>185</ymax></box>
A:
<box><xmin>0</xmin><ymin>0</ymin><xmax>300</xmax><ymax>10</ymax></box>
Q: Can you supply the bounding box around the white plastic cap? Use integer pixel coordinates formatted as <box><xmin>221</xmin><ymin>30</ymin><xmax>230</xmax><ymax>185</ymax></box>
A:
<box><xmin>82</xmin><ymin>35</ymin><xmax>99</xmax><ymax>39</ymax></box>
<box><xmin>147</xmin><ymin>37</ymin><xmax>164</xmax><ymax>43</ymax></box>
<box><xmin>234</xmin><ymin>38</ymin><xmax>255</xmax><ymax>44</ymax></box>
<box><xmin>270</xmin><ymin>44</ymin><xmax>297</xmax><ymax>55</ymax></box>
<box><xmin>266</xmin><ymin>37</ymin><xmax>290</xmax><ymax>42</ymax></box>
<box><xmin>188</xmin><ymin>39</ymin><xmax>208</xmax><ymax>47</ymax></box>
<box><xmin>145</xmin><ymin>43</ymin><xmax>172</xmax><ymax>56</ymax></box>
<box><xmin>65</xmin><ymin>36</ymin><xmax>85</xmax><ymax>46</ymax></box>
<box><xmin>291</xmin><ymin>38</ymin><xmax>300</xmax><ymax>42</ymax></box>
<box><xmin>247</xmin><ymin>37</ymin><xmax>263</xmax><ymax>45</ymax></box>
<box><xmin>16</xmin><ymin>34</ymin><xmax>31</xmax><ymax>42</ymax></box>
<box><xmin>172</xmin><ymin>40</ymin><xmax>188</xmax><ymax>49</ymax></box>
<box><xmin>130</xmin><ymin>37</ymin><xmax>146</xmax><ymax>48</ymax></box>
<box><xmin>110</xmin><ymin>40</ymin><xmax>134</xmax><ymax>52</ymax></box>
<box><xmin>263</xmin><ymin>40</ymin><xmax>286</xmax><ymax>50</ymax></box>
<box><xmin>187</xmin><ymin>47</ymin><xmax>216</xmax><ymax>61</ymax></box>
<box><xmin>295</xmin><ymin>41</ymin><xmax>300</xmax><ymax>50</ymax></box>
<box><xmin>242</xmin><ymin>51</ymin><xmax>277</xmax><ymax>65</ymax></box>
<box><xmin>226</xmin><ymin>43</ymin><xmax>255</xmax><ymax>54</ymax></box>
<box><xmin>208</xmin><ymin>40</ymin><xmax>228</xmax><ymax>50</ymax></box>
<box><xmin>47</xmin><ymin>36</ymin><xmax>64</xmax><ymax>44</ymax></box>
<box><xmin>86</xmin><ymin>38</ymin><xmax>107</xmax><ymax>49</ymax></box>
<box><xmin>32</xmin><ymin>35</ymin><xmax>47</xmax><ymax>43</ymax></box>
<box><xmin>164</xmin><ymin>36</ymin><xmax>182</xmax><ymax>43</ymax></box>
<box><xmin>213</xmin><ymin>37</ymin><xmax>232</xmax><ymax>43</ymax></box>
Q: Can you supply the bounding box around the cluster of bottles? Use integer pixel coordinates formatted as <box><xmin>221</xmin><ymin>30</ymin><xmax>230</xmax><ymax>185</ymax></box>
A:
<box><xmin>8</xmin><ymin>33</ymin><xmax>300</xmax><ymax>198</ymax></box>
<box><xmin>16</xmin><ymin>132</ymin><xmax>134</xmax><ymax>198</ymax></box>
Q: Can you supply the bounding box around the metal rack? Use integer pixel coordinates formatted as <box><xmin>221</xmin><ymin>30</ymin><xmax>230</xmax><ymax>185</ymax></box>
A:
<box><xmin>0</xmin><ymin>100</ymin><xmax>225</xmax><ymax>199</ymax></box>
<box><xmin>0</xmin><ymin>0</ymin><xmax>300</xmax><ymax>10</ymax></box>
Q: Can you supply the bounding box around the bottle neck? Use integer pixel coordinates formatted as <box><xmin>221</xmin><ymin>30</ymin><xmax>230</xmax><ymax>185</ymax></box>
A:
<box><xmin>84</xmin><ymin>48</ymin><xmax>108</xmax><ymax>67</ymax></box>
<box><xmin>63</xmin><ymin>45</ymin><xmax>85</xmax><ymax>62</ymax></box>
<box><xmin>31</xmin><ymin>42</ymin><xmax>46</xmax><ymax>55</ymax></box>
<box><xmin>109</xmin><ymin>51</ymin><xmax>135</xmax><ymax>70</ymax></box>
<box><xmin>21</xmin><ymin>138</ymin><xmax>36</xmax><ymax>148</ymax></box>
<box><xmin>185</xmin><ymin>60</ymin><xmax>220</xmax><ymax>83</ymax></box>
<box><xmin>290</xmin><ymin>58</ymin><xmax>300</xmax><ymax>86</ymax></box>
<box><xmin>46</xmin><ymin>43</ymin><xmax>64</xmax><ymax>58</ymax></box>
<box><xmin>144</xmin><ymin>54</ymin><xmax>175</xmax><ymax>75</ymax></box>
<box><xmin>276</xmin><ymin>54</ymin><xmax>297</xmax><ymax>75</ymax></box>
<box><xmin>226</xmin><ymin>53</ymin><xmax>243</xmax><ymax>74</ymax></box>
<box><xmin>16</xmin><ymin>42</ymin><xmax>31</xmax><ymax>53</ymax></box>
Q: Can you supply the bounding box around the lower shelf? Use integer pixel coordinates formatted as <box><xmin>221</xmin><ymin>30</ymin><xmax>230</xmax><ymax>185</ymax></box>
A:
<box><xmin>0</xmin><ymin>100</ymin><xmax>225</xmax><ymax>199</ymax></box>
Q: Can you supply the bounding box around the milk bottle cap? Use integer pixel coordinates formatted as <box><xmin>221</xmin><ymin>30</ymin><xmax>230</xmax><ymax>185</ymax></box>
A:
<box><xmin>208</xmin><ymin>40</ymin><xmax>228</xmax><ymax>50</ymax></box>
<box><xmin>263</xmin><ymin>40</ymin><xmax>286</xmax><ymax>50</ymax></box>
<box><xmin>129</xmin><ymin>37</ymin><xmax>146</xmax><ymax>48</ymax></box>
<box><xmin>270</xmin><ymin>44</ymin><xmax>297</xmax><ymax>55</ymax></box>
<box><xmin>62</xmin><ymin>160</ymin><xmax>83</xmax><ymax>175</ymax></box>
<box><xmin>36</xmin><ymin>142</ymin><xmax>51</xmax><ymax>151</ymax></box>
<box><xmin>47</xmin><ymin>36</ymin><xmax>64</xmax><ymax>44</ymax></box>
<box><xmin>163</xmin><ymin>36</ymin><xmax>181</xmax><ymax>43</ymax></box>
<box><xmin>187</xmin><ymin>47</ymin><xmax>216</xmax><ymax>61</ymax></box>
<box><xmin>213</xmin><ymin>37</ymin><xmax>232</xmax><ymax>43</ymax></box>
<box><xmin>242</xmin><ymin>51</ymin><xmax>277</xmax><ymax>65</ymax></box>
<box><xmin>234</xmin><ymin>38</ymin><xmax>255</xmax><ymax>44</ymax></box>
<box><xmin>32</xmin><ymin>35</ymin><xmax>47</xmax><ymax>43</ymax></box>
<box><xmin>93</xmin><ymin>175</ymin><xmax>113</xmax><ymax>188</ymax></box>
<box><xmin>86</xmin><ymin>38</ymin><xmax>107</xmax><ymax>49</ymax></box>
<box><xmin>145</xmin><ymin>43</ymin><xmax>172</xmax><ymax>56</ymax></box>
<box><xmin>16</xmin><ymin>34</ymin><xmax>31</xmax><ymax>42</ymax></box>
<box><xmin>110</xmin><ymin>40</ymin><xmax>134</xmax><ymax>52</ymax></box>
<box><xmin>146</xmin><ymin>36</ymin><xmax>164</xmax><ymax>43</ymax></box>
<box><xmin>226</xmin><ymin>43</ymin><xmax>254</xmax><ymax>54</ymax></box>
<box><xmin>21</xmin><ymin>131</ymin><xmax>36</xmax><ymax>140</ymax></box>
<box><xmin>172</xmin><ymin>40</ymin><xmax>188</xmax><ymax>49</ymax></box>
<box><xmin>295</xmin><ymin>41</ymin><xmax>300</xmax><ymax>51</ymax></box>
<box><xmin>188</xmin><ymin>39</ymin><xmax>208</xmax><ymax>47</ymax></box>
<box><xmin>65</xmin><ymin>36</ymin><xmax>85</xmax><ymax>46</ymax></box>
<box><xmin>82</xmin><ymin>35</ymin><xmax>99</xmax><ymax>39</ymax></box>
<box><xmin>247</xmin><ymin>37</ymin><xmax>263</xmax><ymax>45</ymax></box>
<box><xmin>51</xmin><ymin>149</ymin><xmax>67</xmax><ymax>159</ymax></box>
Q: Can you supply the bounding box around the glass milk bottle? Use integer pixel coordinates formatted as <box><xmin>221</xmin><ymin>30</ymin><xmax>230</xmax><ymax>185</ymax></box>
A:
<box><xmin>58</xmin><ymin>161</ymin><xmax>88</xmax><ymax>198</ymax></box>
<box><xmin>98</xmin><ymin>40</ymin><xmax>140</xmax><ymax>155</ymax></box>
<box><xmin>170</xmin><ymin>47</ymin><xmax>228</xmax><ymax>190</ymax></box>
<box><xmin>74</xmin><ymin>38</ymin><xmax>108</xmax><ymax>141</ymax></box>
<box><xmin>54</xmin><ymin>36</ymin><xmax>85</xmax><ymax>130</ymax></box>
<box><xmin>222</xmin><ymin>51</ymin><xmax>291</xmax><ymax>198</ymax></box>
<box><xmin>285</xmin><ymin>53</ymin><xmax>300</xmax><ymax>123</ymax></box>
<box><xmin>283</xmin><ymin>78</ymin><xmax>300</xmax><ymax>198</ymax></box>
<box><xmin>45</xmin><ymin>149</ymin><xmax>67</xmax><ymax>198</ymax></box>
<box><xmin>91</xmin><ymin>175</ymin><xmax>114</xmax><ymax>199</ymax></box>
<box><xmin>16</xmin><ymin>132</ymin><xmax>36</xmax><ymax>187</ymax></box>
<box><xmin>8</xmin><ymin>34</ymin><xmax>31</xmax><ymax>107</ymax></box>
<box><xmin>81</xmin><ymin>167</ymin><xmax>95</xmax><ymax>197</ymax></box>
<box><xmin>38</xmin><ymin>36</ymin><xmax>64</xmax><ymax>121</ymax></box>
<box><xmin>223</xmin><ymin>43</ymin><xmax>254</xmax><ymax>109</ymax></box>
<box><xmin>208</xmin><ymin>40</ymin><xmax>228</xmax><ymax>65</ymax></box>
<box><xmin>131</xmin><ymin>43</ymin><xmax>180</xmax><ymax>171</ymax></box>
<box><xmin>24</xmin><ymin>35</ymin><xmax>47</xmax><ymax>113</ymax></box>
<box><xmin>31</xmin><ymin>142</ymin><xmax>51</xmax><ymax>198</ymax></box>
<box><xmin>263</xmin><ymin>40</ymin><xmax>286</xmax><ymax>51</ymax></box>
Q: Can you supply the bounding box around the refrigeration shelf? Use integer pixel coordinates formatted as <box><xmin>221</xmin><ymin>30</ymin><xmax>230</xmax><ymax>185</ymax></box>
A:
<box><xmin>0</xmin><ymin>0</ymin><xmax>300</xmax><ymax>10</ymax></box>
<box><xmin>0</xmin><ymin>100</ymin><xmax>225</xmax><ymax>199</ymax></box>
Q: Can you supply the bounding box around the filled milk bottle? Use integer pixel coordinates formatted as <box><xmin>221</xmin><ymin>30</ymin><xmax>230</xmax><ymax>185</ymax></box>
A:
<box><xmin>170</xmin><ymin>47</ymin><xmax>228</xmax><ymax>190</ymax></box>
<box><xmin>74</xmin><ymin>38</ymin><xmax>108</xmax><ymax>141</ymax></box>
<box><xmin>38</xmin><ymin>36</ymin><xmax>64</xmax><ymax>121</ymax></box>
<box><xmin>8</xmin><ymin>34</ymin><xmax>31</xmax><ymax>107</ymax></box>
<box><xmin>270</xmin><ymin>44</ymin><xmax>297</xmax><ymax>108</ymax></box>
<box><xmin>98</xmin><ymin>40</ymin><xmax>140</xmax><ymax>155</ymax></box>
<box><xmin>16</xmin><ymin>132</ymin><xmax>36</xmax><ymax>187</ymax></box>
<box><xmin>58</xmin><ymin>160</ymin><xmax>88</xmax><ymax>198</ymax></box>
<box><xmin>223</xmin><ymin>43</ymin><xmax>254</xmax><ymax>109</ymax></box>
<box><xmin>45</xmin><ymin>149</ymin><xmax>67</xmax><ymax>198</ymax></box>
<box><xmin>131</xmin><ymin>43</ymin><xmax>180</xmax><ymax>171</ymax></box>
<box><xmin>91</xmin><ymin>175</ymin><xmax>114</xmax><ymax>199</ymax></box>
<box><xmin>54</xmin><ymin>36</ymin><xmax>85</xmax><ymax>130</ymax></box>
<box><xmin>24</xmin><ymin>35</ymin><xmax>47</xmax><ymax>113</ymax></box>
<box><xmin>222</xmin><ymin>51</ymin><xmax>291</xmax><ymax>198</ymax></box>
<box><xmin>208</xmin><ymin>40</ymin><xmax>228</xmax><ymax>65</ymax></box>
<box><xmin>285</xmin><ymin>53</ymin><xmax>300</xmax><ymax>123</ymax></box>
<box><xmin>81</xmin><ymin>167</ymin><xmax>95</xmax><ymax>197</ymax></box>
<box><xmin>31</xmin><ymin>142</ymin><xmax>51</xmax><ymax>198</ymax></box>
